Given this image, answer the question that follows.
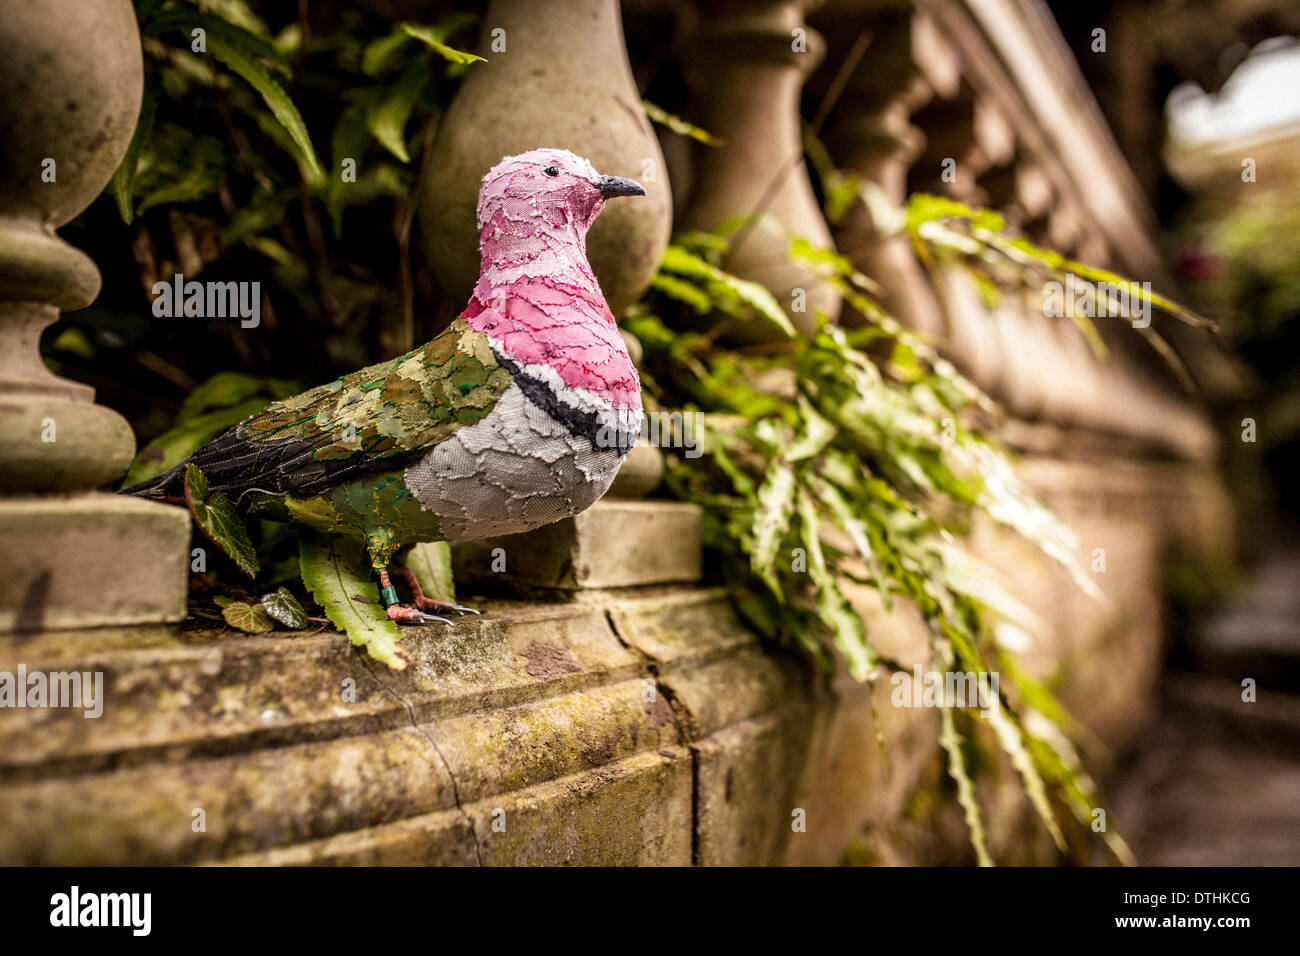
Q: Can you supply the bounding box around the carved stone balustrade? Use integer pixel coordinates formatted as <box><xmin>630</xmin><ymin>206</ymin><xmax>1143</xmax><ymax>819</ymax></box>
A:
<box><xmin>0</xmin><ymin>0</ymin><xmax>189</xmax><ymax>632</ymax></box>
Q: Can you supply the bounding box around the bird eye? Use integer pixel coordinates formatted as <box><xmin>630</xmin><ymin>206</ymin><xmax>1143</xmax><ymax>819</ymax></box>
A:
<box><xmin>543</xmin><ymin>166</ymin><xmax>560</xmax><ymax>177</ymax></box>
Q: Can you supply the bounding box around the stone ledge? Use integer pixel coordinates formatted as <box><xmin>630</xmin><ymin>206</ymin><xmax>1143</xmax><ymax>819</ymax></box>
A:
<box><xmin>0</xmin><ymin>456</ymin><xmax>1230</xmax><ymax>864</ymax></box>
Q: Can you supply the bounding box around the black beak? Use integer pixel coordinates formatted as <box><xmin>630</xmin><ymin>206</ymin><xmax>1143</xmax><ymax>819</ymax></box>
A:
<box><xmin>596</xmin><ymin>175</ymin><xmax>646</xmax><ymax>198</ymax></box>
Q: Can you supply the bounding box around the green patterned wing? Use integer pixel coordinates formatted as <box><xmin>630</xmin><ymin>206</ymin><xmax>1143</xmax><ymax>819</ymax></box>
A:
<box><xmin>179</xmin><ymin>318</ymin><xmax>513</xmax><ymax>499</ymax></box>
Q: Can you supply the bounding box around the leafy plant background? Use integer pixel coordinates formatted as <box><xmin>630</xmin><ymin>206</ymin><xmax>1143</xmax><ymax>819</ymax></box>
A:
<box><xmin>45</xmin><ymin>0</ymin><xmax>1216</xmax><ymax>864</ymax></box>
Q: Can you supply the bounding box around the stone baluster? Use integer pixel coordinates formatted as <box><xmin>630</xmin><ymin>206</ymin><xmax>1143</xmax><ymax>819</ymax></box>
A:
<box><xmin>680</xmin><ymin>0</ymin><xmax>840</xmax><ymax>341</ymax></box>
<box><xmin>421</xmin><ymin>0</ymin><xmax>672</xmax><ymax>318</ymax></box>
<box><xmin>817</xmin><ymin>6</ymin><xmax>945</xmax><ymax>337</ymax></box>
<box><xmin>0</xmin><ymin>0</ymin><xmax>190</xmax><ymax>631</ymax></box>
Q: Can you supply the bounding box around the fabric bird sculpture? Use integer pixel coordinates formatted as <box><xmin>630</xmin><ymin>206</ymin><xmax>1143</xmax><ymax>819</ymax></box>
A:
<box><xmin>125</xmin><ymin>148</ymin><xmax>645</xmax><ymax>624</ymax></box>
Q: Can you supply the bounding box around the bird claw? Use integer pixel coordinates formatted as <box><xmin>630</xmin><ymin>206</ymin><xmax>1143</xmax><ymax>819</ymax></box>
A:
<box><xmin>414</xmin><ymin>597</ymin><xmax>480</xmax><ymax>616</ymax></box>
<box><xmin>386</xmin><ymin>604</ymin><xmax>453</xmax><ymax>626</ymax></box>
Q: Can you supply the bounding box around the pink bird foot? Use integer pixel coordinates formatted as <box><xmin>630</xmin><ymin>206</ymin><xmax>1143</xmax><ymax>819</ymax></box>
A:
<box><xmin>385</xmin><ymin>603</ymin><xmax>453</xmax><ymax>626</ymax></box>
<box><xmin>378</xmin><ymin>568</ymin><xmax>453</xmax><ymax>625</ymax></box>
<box><xmin>402</xmin><ymin>566</ymin><xmax>481</xmax><ymax>617</ymax></box>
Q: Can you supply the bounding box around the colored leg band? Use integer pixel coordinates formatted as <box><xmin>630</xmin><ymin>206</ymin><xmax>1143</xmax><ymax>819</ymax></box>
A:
<box><xmin>380</xmin><ymin>585</ymin><xmax>399</xmax><ymax>607</ymax></box>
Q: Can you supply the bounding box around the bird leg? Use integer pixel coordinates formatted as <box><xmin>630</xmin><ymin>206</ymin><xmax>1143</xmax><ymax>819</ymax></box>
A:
<box><xmin>378</xmin><ymin>569</ymin><xmax>453</xmax><ymax>625</ymax></box>
<box><xmin>402</xmin><ymin>565</ymin><xmax>481</xmax><ymax>617</ymax></box>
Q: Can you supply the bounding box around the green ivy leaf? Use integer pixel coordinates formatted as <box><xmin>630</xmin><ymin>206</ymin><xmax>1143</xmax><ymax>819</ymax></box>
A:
<box><xmin>261</xmin><ymin>586</ymin><xmax>309</xmax><ymax>629</ymax></box>
<box><xmin>299</xmin><ymin>533</ymin><xmax>406</xmax><ymax>669</ymax></box>
<box><xmin>184</xmin><ymin>465</ymin><xmax>260</xmax><ymax>578</ymax></box>
<box><xmin>221</xmin><ymin>600</ymin><xmax>276</xmax><ymax>633</ymax></box>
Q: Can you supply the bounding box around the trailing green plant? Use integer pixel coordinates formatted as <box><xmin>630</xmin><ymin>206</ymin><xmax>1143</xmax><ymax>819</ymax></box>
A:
<box><xmin>623</xmin><ymin>200</ymin><xmax>1209</xmax><ymax>863</ymax></box>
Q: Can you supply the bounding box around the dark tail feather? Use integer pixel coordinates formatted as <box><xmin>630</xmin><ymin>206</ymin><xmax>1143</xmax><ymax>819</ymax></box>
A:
<box><xmin>119</xmin><ymin>463</ymin><xmax>189</xmax><ymax>502</ymax></box>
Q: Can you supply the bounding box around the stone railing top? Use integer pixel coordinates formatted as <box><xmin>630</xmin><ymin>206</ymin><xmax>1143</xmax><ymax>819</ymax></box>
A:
<box><xmin>918</xmin><ymin>0</ymin><xmax>1168</xmax><ymax>283</ymax></box>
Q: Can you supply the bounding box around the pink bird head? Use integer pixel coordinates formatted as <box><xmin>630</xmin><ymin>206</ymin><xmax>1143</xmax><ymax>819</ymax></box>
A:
<box><xmin>475</xmin><ymin>148</ymin><xmax>645</xmax><ymax>291</ymax></box>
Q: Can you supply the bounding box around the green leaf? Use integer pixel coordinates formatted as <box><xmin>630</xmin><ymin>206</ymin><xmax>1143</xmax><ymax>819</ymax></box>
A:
<box><xmin>184</xmin><ymin>464</ymin><xmax>260</xmax><ymax>578</ymax></box>
<box><xmin>207</xmin><ymin>35</ymin><xmax>321</xmax><ymax>176</ymax></box>
<box><xmin>134</xmin><ymin>159</ymin><xmax>224</xmax><ymax>217</ymax></box>
<box><xmin>147</xmin><ymin>8</ymin><xmax>291</xmax><ymax>76</ymax></box>
<box><xmin>110</xmin><ymin>76</ymin><xmax>157</xmax><ymax>223</ymax></box>
<box><xmin>405</xmin><ymin>542</ymin><xmax>456</xmax><ymax>605</ymax></box>
<box><xmin>986</xmin><ymin>704</ymin><xmax>1068</xmax><ymax>853</ymax></box>
<box><xmin>939</xmin><ymin>705</ymin><xmax>993</xmax><ymax>866</ymax></box>
<box><xmin>659</xmin><ymin>245</ymin><xmax>794</xmax><ymax>337</ymax></box>
<box><xmin>906</xmin><ymin>192</ymin><xmax>1007</xmax><ymax>234</ymax></box>
<box><xmin>365</xmin><ymin>61</ymin><xmax>429</xmax><ymax>163</ymax></box>
<box><xmin>326</xmin><ymin>99</ymin><xmax>374</xmax><ymax>233</ymax></box>
<box><xmin>362</xmin><ymin>30</ymin><xmax>414</xmax><ymax>76</ymax></box>
<box><xmin>812</xmin><ymin>474</ymin><xmax>891</xmax><ymax>611</ymax></box>
<box><xmin>222</xmin><ymin>601</ymin><xmax>276</xmax><ymax>633</ymax></box>
<box><xmin>398</xmin><ymin>21</ymin><xmax>485</xmax><ymax>66</ymax></box>
<box><xmin>650</xmin><ymin>273</ymin><xmax>714</xmax><ymax>314</ymax></box>
<box><xmin>177</xmin><ymin>371</ymin><xmax>297</xmax><ymax>424</ymax></box>
<box><xmin>261</xmin><ymin>586</ymin><xmax>309</xmax><ymax>629</ymax></box>
<box><xmin>936</xmin><ymin>543</ymin><xmax>1050</xmax><ymax>636</ymax></box>
<box><xmin>642</xmin><ymin>100</ymin><xmax>722</xmax><ymax>146</ymax></box>
<box><xmin>785</xmin><ymin>394</ymin><xmax>836</xmax><ymax>461</ymax></box>
<box><xmin>750</xmin><ymin>460</ymin><xmax>796</xmax><ymax>595</ymax></box>
<box><xmin>221</xmin><ymin>190</ymin><xmax>290</xmax><ymax>247</ymax></box>
<box><xmin>299</xmin><ymin>533</ymin><xmax>406</xmax><ymax>669</ymax></box>
<box><xmin>124</xmin><ymin>397</ymin><xmax>269</xmax><ymax>487</ymax></box>
<box><xmin>796</xmin><ymin>490</ymin><xmax>875</xmax><ymax>679</ymax></box>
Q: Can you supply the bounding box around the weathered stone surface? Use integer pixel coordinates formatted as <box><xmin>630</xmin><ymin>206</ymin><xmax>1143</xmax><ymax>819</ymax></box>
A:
<box><xmin>0</xmin><ymin>727</ymin><xmax>461</xmax><ymax>865</ymax></box>
<box><xmin>453</xmin><ymin>500</ymin><xmax>702</xmax><ymax>590</ymax></box>
<box><xmin>220</xmin><ymin>810</ymin><xmax>479</xmax><ymax>866</ymax></box>
<box><xmin>0</xmin><ymin>0</ymin><xmax>143</xmax><ymax>233</ymax></box>
<box><xmin>680</xmin><ymin>0</ymin><xmax>841</xmax><ymax>339</ymax></box>
<box><xmin>0</xmin><ymin>598</ymin><xmax>695</xmax><ymax>865</ymax></box>
<box><xmin>0</xmin><ymin>458</ymin><xmax>1229</xmax><ymax>865</ymax></box>
<box><xmin>0</xmin><ymin>495</ymin><xmax>191</xmax><ymax>633</ymax></box>
<box><xmin>466</xmin><ymin>749</ymin><xmax>693</xmax><ymax>865</ymax></box>
<box><xmin>0</xmin><ymin>383</ymin><xmax>137</xmax><ymax>491</ymax></box>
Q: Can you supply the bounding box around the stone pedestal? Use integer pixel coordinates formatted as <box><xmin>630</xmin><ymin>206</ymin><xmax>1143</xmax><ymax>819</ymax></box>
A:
<box><xmin>0</xmin><ymin>0</ymin><xmax>190</xmax><ymax>631</ymax></box>
<box><xmin>453</xmin><ymin>500</ymin><xmax>703</xmax><ymax>591</ymax></box>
